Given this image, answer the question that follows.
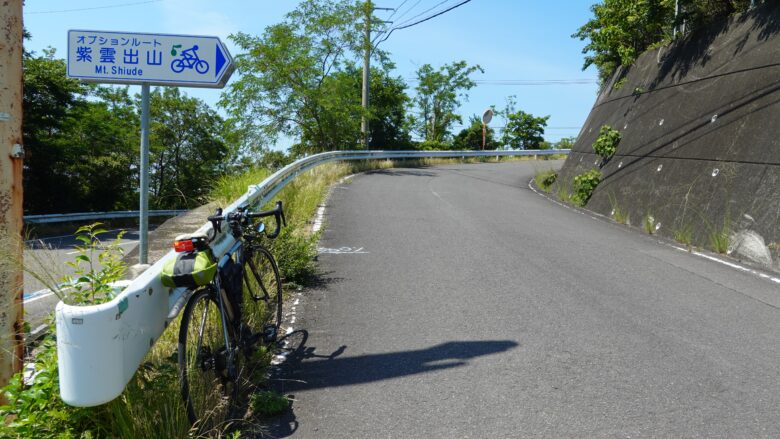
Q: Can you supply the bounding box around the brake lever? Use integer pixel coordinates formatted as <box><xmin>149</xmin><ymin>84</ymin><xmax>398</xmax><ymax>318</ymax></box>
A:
<box><xmin>211</xmin><ymin>208</ymin><xmax>223</xmax><ymax>234</ymax></box>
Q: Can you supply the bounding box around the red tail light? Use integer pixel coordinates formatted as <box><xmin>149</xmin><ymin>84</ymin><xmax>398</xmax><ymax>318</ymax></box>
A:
<box><xmin>173</xmin><ymin>239</ymin><xmax>195</xmax><ymax>252</ymax></box>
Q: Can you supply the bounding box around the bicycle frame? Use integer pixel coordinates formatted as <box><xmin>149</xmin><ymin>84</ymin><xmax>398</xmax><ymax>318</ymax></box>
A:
<box><xmin>211</xmin><ymin>239</ymin><xmax>246</xmax><ymax>365</ymax></box>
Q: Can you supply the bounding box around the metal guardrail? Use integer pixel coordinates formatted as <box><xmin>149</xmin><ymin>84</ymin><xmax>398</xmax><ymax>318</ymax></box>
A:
<box><xmin>55</xmin><ymin>148</ymin><xmax>569</xmax><ymax>407</ymax></box>
<box><xmin>25</xmin><ymin>209</ymin><xmax>186</xmax><ymax>224</ymax></box>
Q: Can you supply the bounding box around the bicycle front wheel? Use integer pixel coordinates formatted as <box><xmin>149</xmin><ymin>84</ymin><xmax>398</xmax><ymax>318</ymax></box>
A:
<box><xmin>243</xmin><ymin>244</ymin><xmax>283</xmax><ymax>340</ymax></box>
<box><xmin>178</xmin><ymin>288</ymin><xmax>238</xmax><ymax>430</ymax></box>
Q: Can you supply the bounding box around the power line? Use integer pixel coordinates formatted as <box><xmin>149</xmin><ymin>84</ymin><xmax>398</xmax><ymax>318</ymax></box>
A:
<box><xmin>405</xmin><ymin>78</ymin><xmax>599</xmax><ymax>85</ymax></box>
<box><xmin>26</xmin><ymin>0</ymin><xmax>161</xmax><ymax>14</ymax></box>
<box><xmin>394</xmin><ymin>0</ymin><xmax>454</xmax><ymax>28</ymax></box>
<box><xmin>372</xmin><ymin>0</ymin><xmax>417</xmax><ymax>45</ymax></box>
<box><xmin>390</xmin><ymin>0</ymin><xmax>423</xmax><ymax>25</ymax></box>
<box><xmin>386</xmin><ymin>0</ymin><xmax>410</xmax><ymax>20</ymax></box>
<box><xmin>395</xmin><ymin>0</ymin><xmax>471</xmax><ymax>30</ymax></box>
<box><xmin>374</xmin><ymin>0</ymin><xmax>472</xmax><ymax>46</ymax></box>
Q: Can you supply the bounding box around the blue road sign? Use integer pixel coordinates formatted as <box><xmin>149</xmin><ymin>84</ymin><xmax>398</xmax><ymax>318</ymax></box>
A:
<box><xmin>67</xmin><ymin>30</ymin><xmax>234</xmax><ymax>88</ymax></box>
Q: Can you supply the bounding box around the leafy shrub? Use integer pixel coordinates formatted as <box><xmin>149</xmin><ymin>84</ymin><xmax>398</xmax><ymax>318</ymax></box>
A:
<box><xmin>0</xmin><ymin>224</ymin><xmax>129</xmax><ymax>437</ymax></box>
<box><xmin>534</xmin><ymin>169</ymin><xmax>557</xmax><ymax>192</ymax></box>
<box><xmin>572</xmin><ymin>169</ymin><xmax>602</xmax><ymax>206</ymax></box>
<box><xmin>64</xmin><ymin>223</ymin><xmax>126</xmax><ymax>305</ymax></box>
<box><xmin>0</xmin><ymin>335</ymin><xmax>117</xmax><ymax>438</ymax></box>
<box><xmin>592</xmin><ymin>125</ymin><xmax>621</xmax><ymax>162</ymax></box>
<box><xmin>250</xmin><ymin>390</ymin><xmax>290</xmax><ymax>416</ymax></box>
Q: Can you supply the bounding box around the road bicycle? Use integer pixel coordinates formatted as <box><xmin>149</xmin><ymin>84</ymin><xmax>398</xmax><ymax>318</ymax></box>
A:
<box><xmin>175</xmin><ymin>201</ymin><xmax>286</xmax><ymax>430</ymax></box>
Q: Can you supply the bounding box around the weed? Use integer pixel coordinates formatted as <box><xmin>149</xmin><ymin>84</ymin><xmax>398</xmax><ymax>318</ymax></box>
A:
<box><xmin>210</xmin><ymin>167</ymin><xmax>271</xmax><ymax>207</ymax></box>
<box><xmin>607</xmin><ymin>193</ymin><xmax>628</xmax><ymax>224</ymax></box>
<box><xmin>592</xmin><ymin>125</ymin><xmax>621</xmax><ymax>162</ymax></box>
<box><xmin>709</xmin><ymin>224</ymin><xmax>730</xmax><ymax>254</ymax></box>
<box><xmin>64</xmin><ymin>223</ymin><xmax>126</xmax><ymax>305</ymax></box>
<box><xmin>250</xmin><ymin>390</ymin><xmax>290</xmax><ymax>417</ymax></box>
<box><xmin>613</xmin><ymin>77</ymin><xmax>627</xmax><ymax>90</ymax></box>
<box><xmin>673</xmin><ymin>223</ymin><xmax>694</xmax><ymax>250</ymax></box>
<box><xmin>557</xmin><ymin>185</ymin><xmax>573</xmax><ymax>204</ymax></box>
<box><xmin>0</xmin><ymin>225</ymin><xmax>132</xmax><ymax>438</ymax></box>
<box><xmin>572</xmin><ymin>169</ymin><xmax>602</xmax><ymax>206</ymax></box>
<box><xmin>642</xmin><ymin>213</ymin><xmax>659</xmax><ymax>235</ymax></box>
<box><xmin>534</xmin><ymin>169</ymin><xmax>557</xmax><ymax>192</ymax></box>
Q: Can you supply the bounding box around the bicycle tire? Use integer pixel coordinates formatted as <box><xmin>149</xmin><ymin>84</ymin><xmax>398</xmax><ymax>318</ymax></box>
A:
<box><xmin>178</xmin><ymin>288</ymin><xmax>238</xmax><ymax>429</ymax></box>
<box><xmin>242</xmin><ymin>244</ymin><xmax>283</xmax><ymax>341</ymax></box>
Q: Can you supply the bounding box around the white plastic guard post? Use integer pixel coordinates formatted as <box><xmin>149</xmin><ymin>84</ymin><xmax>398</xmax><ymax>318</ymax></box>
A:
<box><xmin>56</xmin><ymin>219</ymin><xmax>236</xmax><ymax>406</ymax></box>
<box><xmin>56</xmin><ymin>253</ymin><xmax>175</xmax><ymax>406</ymax></box>
<box><xmin>55</xmin><ymin>149</ymin><xmax>568</xmax><ymax>406</ymax></box>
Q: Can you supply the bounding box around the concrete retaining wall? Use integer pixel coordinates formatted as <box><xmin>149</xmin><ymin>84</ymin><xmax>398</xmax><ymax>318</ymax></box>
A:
<box><xmin>556</xmin><ymin>3</ymin><xmax>780</xmax><ymax>271</ymax></box>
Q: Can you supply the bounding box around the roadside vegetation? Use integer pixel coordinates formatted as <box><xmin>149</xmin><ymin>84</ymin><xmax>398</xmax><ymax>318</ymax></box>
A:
<box><xmin>574</xmin><ymin>0</ymin><xmax>757</xmax><ymax>84</ymax></box>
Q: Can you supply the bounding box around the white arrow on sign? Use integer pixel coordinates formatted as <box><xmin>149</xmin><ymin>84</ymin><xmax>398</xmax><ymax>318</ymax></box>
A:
<box><xmin>67</xmin><ymin>30</ymin><xmax>234</xmax><ymax>88</ymax></box>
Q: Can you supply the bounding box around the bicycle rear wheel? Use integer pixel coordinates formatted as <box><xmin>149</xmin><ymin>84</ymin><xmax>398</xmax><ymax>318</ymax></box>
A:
<box><xmin>178</xmin><ymin>288</ymin><xmax>238</xmax><ymax>430</ymax></box>
<box><xmin>242</xmin><ymin>244</ymin><xmax>283</xmax><ymax>342</ymax></box>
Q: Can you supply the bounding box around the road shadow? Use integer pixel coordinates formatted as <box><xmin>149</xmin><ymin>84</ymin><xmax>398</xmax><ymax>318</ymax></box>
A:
<box><xmin>264</xmin><ymin>330</ymin><xmax>518</xmax><ymax>438</ymax></box>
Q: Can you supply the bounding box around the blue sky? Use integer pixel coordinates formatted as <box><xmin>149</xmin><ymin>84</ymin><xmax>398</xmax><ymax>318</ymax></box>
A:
<box><xmin>24</xmin><ymin>0</ymin><xmax>600</xmax><ymax>148</ymax></box>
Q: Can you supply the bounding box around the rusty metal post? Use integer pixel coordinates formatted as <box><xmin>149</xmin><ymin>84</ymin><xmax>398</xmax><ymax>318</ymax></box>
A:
<box><xmin>0</xmin><ymin>0</ymin><xmax>25</xmax><ymax>393</ymax></box>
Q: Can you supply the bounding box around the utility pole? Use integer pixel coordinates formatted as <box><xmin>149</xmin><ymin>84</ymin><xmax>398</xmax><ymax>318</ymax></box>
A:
<box><xmin>361</xmin><ymin>1</ymin><xmax>371</xmax><ymax>149</ymax></box>
<box><xmin>361</xmin><ymin>1</ymin><xmax>393</xmax><ymax>149</ymax></box>
<box><xmin>0</xmin><ymin>0</ymin><xmax>25</xmax><ymax>396</ymax></box>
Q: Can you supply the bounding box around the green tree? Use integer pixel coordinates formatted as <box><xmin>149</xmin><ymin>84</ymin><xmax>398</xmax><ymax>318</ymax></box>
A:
<box><xmin>148</xmin><ymin>88</ymin><xmax>228</xmax><ymax>209</ymax></box>
<box><xmin>680</xmin><ymin>0</ymin><xmax>752</xmax><ymax>30</ymax></box>
<box><xmin>412</xmin><ymin>60</ymin><xmax>483</xmax><ymax>143</ymax></box>
<box><xmin>62</xmin><ymin>86</ymin><xmax>139</xmax><ymax>211</ymax></box>
<box><xmin>452</xmin><ymin>115</ymin><xmax>496</xmax><ymax>150</ymax></box>
<box><xmin>501</xmin><ymin>110</ymin><xmax>550</xmax><ymax>150</ymax></box>
<box><xmin>573</xmin><ymin>0</ymin><xmax>675</xmax><ymax>82</ymax></box>
<box><xmin>23</xmin><ymin>49</ymin><xmax>139</xmax><ymax>213</ymax></box>
<box><xmin>555</xmin><ymin>136</ymin><xmax>577</xmax><ymax>149</ymax></box>
<box><xmin>573</xmin><ymin>0</ymin><xmax>753</xmax><ymax>83</ymax></box>
<box><xmin>365</xmin><ymin>67</ymin><xmax>412</xmax><ymax>150</ymax></box>
<box><xmin>221</xmin><ymin>0</ymin><xmax>372</xmax><ymax>154</ymax></box>
<box><xmin>23</xmin><ymin>49</ymin><xmax>87</xmax><ymax>213</ymax></box>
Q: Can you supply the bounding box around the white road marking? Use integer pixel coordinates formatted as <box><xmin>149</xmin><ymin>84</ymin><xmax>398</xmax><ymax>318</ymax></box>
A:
<box><xmin>24</xmin><ymin>289</ymin><xmax>56</xmax><ymax>304</ymax></box>
<box><xmin>671</xmin><ymin>245</ymin><xmax>780</xmax><ymax>285</ymax></box>
<box><xmin>529</xmin><ymin>178</ymin><xmax>780</xmax><ymax>287</ymax></box>
<box><xmin>312</xmin><ymin>205</ymin><xmax>326</xmax><ymax>233</ymax></box>
<box><xmin>318</xmin><ymin>247</ymin><xmax>369</xmax><ymax>254</ymax></box>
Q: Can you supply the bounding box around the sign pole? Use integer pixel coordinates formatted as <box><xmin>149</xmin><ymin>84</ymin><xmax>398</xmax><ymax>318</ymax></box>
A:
<box><xmin>139</xmin><ymin>83</ymin><xmax>150</xmax><ymax>265</ymax></box>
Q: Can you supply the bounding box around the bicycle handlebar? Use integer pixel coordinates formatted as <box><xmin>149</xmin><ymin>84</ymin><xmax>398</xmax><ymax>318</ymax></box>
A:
<box><xmin>207</xmin><ymin>201</ymin><xmax>286</xmax><ymax>239</ymax></box>
<box><xmin>247</xmin><ymin>201</ymin><xmax>286</xmax><ymax>239</ymax></box>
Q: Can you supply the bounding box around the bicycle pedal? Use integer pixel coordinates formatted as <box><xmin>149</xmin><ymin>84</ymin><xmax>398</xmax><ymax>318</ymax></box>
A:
<box><xmin>262</xmin><ymin>324</ymin><xmax>278</xmax><ymax>343</ymax></box>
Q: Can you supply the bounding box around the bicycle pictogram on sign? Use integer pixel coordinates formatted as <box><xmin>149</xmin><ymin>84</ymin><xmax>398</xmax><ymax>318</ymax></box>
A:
<box><xmin>170</xmin><ymin>44</ymin><xmax>209</xmax><ymax>74</ymax></box>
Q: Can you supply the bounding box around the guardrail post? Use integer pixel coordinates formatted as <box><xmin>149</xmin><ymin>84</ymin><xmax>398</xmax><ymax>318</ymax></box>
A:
<box><xmin>0</xmin><ymin>0</ymin><xmax>24</xmax><ymax>397</ymax></box>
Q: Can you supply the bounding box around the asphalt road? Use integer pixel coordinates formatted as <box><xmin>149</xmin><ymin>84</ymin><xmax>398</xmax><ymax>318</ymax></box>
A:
<box><xmin>271</xmin><ymin>161</ymin><xmax>780</xmax><ymax>438</ymax></box>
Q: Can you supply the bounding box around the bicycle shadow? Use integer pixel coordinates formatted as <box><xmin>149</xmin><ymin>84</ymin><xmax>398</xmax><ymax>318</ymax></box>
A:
<box><xmin>265</xmin><ymin>330</ymin><xmax>518</xmax><ymax>437</ymax></box>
